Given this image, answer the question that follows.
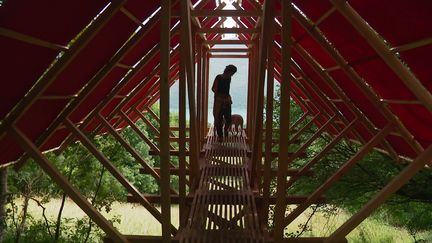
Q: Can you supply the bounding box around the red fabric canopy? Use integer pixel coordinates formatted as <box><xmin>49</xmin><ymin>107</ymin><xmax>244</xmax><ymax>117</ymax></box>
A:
<box><xmin>0</xmin><ymin>0</ymin><xmax>431</xmax><ymax>164</ymax></box>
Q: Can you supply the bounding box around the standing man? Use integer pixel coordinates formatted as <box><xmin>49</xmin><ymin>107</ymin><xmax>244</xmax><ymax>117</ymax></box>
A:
<box><xmin>212</xmin><ymin>64</ymin><xmax>237</xmax><ymax>142</ymax></box>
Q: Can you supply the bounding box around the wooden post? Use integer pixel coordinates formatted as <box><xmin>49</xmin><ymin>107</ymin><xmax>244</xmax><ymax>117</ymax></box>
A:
<box><xmin>181</xmin><ymin>0</ymin><xmax>200</xmax><ymax>187</ymax></box>
<box><xmin>261</xmin><ymin>7</ymin><xmax>275</xmax><ymax>224</ymax></box>
<box><xmin>63</xmin><ymin>119</ymin><xmax>178</xmax><ymax>235</ymax></box>
<box><xmin>178</xmin><ymin>26</ymin><xmax>188</xmax><ymax>227</ymax></box>
<box><xmin>9</xmin><ymin>126</ymin><xmax>128</xmax><ymax>243</ymax></box>
<box><xmin>274</xmin><ymin>0</ymin><xmax>292</xmax><ymax>240</ymax></box>
<box><xmin>160</xmin><ymin>0</ymin><xmax>172</xmax><ymax>241</ymax></box>
<box><xmin>196</xmin><ymin>39</ymin><xmax>203</xmax><ymax>145</ymax></box>
<box><xmin>331</xmin><ymin>0</ymin><xmax>432</xmax><ymax>111</ymax></box>
<box><xmin>326</xmin><ymin>145</ymin><xmax>432</xmax><ymax>242</ymax></box>
<box><xmin>251</xmin><ymin>0</ymin><xmax>273</xmax><ymax>188</ymax></box>
<box><xmin>284</xmin><ymin>124</ymin><xmax>393</xmax><ymax>226</ymax></box>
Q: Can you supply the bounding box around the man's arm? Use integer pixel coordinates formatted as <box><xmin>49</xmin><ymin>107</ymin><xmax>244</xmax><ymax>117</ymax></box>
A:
<box><xmin>211</xmin><ymin>77</ymin><xmax>218</xmax><ymax>93</ymax></box>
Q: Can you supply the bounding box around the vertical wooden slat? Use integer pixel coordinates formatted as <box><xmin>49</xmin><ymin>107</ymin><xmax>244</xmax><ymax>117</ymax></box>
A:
<box><xmin>250</xmin><ymin>0</ymin><xmax>274</xmax><ymax>188</ymax></box>
<box><xmin>261</xmin><ymin>7</ymin><xmax>275</xmax><ymax>224</ymax></box>
<box><xmin>274</xmin><ymin>0</ymin><xmax>292</xmax><ymax>240</ymax></box>
<box><xmin>160</xmin><ymin>0</ymin><xmax>172</xmax><ymax>240</ymax></box>
<box><xmin>9</xmin><ymin>126</ymin><xmax>128</xmax><ymax>243</ymax></box>
<box><xmin>178</xmin><ymin>31</ymin><xmax>187</xmax><ymax>228</ymax></box>
<box><xmin>181</xmin><ymin>0</ymin><xmax>200</xmax><ymax>187</ymax></box>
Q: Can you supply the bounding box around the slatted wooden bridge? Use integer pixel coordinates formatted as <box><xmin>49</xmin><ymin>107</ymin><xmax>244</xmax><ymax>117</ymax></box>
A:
<box><xmin>179</xmin><ymin>128</ymin><xmax>264</xmax><ymax>242</ymax></box>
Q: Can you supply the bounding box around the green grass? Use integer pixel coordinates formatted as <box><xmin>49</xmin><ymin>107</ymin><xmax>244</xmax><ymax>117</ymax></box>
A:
<box><xmin>15</xmin><ymin>199</ymin><xmax>432</xmax><ymax>242</ymax></box>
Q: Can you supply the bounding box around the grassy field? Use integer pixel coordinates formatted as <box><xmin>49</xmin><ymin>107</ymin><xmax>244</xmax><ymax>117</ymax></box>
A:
<box><xmin>18</xmin><ymin>198</ymin><xmax>432</xmax><ymax>242</ymax></box>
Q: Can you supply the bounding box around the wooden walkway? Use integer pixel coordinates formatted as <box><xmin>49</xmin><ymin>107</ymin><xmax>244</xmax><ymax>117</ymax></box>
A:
<box><xmin>180</xmin><ymin>128</ymin><xmax>264</xmax><ymax>243</ymax></box>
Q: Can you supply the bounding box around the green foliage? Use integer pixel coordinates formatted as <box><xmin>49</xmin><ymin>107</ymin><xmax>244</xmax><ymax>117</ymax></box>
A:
<box><xmin>269</xmin><ymin>84</ymin><xmax>432</xmax><ymax>239</ymax></box>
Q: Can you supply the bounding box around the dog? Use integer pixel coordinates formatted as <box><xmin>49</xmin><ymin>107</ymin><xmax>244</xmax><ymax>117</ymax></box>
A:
<box><xmin>226</xmin><ymin>114</ymin><xmax>244</xmax><ymax>135</ymax></box>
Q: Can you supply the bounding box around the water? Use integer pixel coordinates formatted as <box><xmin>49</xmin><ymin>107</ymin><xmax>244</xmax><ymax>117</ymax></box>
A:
<box><xmin>169</xmin><ymin>57</ymin><xmax>249</xmax><ymax>125</ymax></box>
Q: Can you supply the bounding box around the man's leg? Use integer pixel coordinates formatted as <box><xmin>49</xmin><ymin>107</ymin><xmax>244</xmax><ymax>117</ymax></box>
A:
<box><xmin>223</xmin><ymin>104</ymin><xmax>232</xmax><ymax>137</ymax></box>
<box><xmin>213</xmin><ymin>99</ymin><xmax>223</xmax><ymax>139</ymax></box>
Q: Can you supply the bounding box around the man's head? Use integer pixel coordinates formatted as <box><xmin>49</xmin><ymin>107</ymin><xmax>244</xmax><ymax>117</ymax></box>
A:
<box><xmin>224</xmin><ymin>64</ymin><xmax>237</xmax><ymax>76</ymax></box>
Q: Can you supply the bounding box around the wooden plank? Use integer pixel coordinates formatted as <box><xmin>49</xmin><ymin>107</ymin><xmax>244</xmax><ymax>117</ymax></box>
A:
<box><xmin>9</xmin><ymin>126</ymin><xmax>128</xmax><ymax>243</ymax></box>
<box><xmin>274</xmin><ymin>0</ymin><xmax>292</xmax><ymax>240</ymax></box>
<box><xmin>209</xmin><ymin>48</ymin><xmax>249</xmax><ymax>52</ymax></box>
<box><xmin>250</xmin><ymin>0</ymin><xmax>274</xmax><ymax>190</ymax></box>
<box><xmin>149</xmin><ymin>149</ymin><xmax>205</xmax><ymax>156</ymax></box>
<box><xmin>104</xmin><ymin>235</ymin><xmax>179</xmax><ymax>243</ymax></box>
<box><xmin>391</xmin><ymin>37</ymin><xmax>432</xmax><ymax>53</ymax></box>
<box><xmin>160</xmin><ymin>0</ymin><xmax>172</xmax><ymax>240</ymax></box>
<box><xmin>191</xmin><ymin>9</ymin><xmax>261</xmax><ymax>17</ymax></box>
<box><xmin>262</xmin><ymin>10</ymin><xmax>276</xmax><ymax>223</ymax></box>
<box><xmin>181</xmin><ymin>0</ymin><xmax>200</xmax><ymax>187</ymax></box>
<box><xmin>203</xmin><ymin>39</ymin><xmax>254</xmax><ymax>45</ymax></box>
<box><xmin>197</xmin><ymin>28</ymin><xmax>259</xmax><ymax>33</ymax></box>
<box><xmin>209</xmin><ymin>54</ymin><xmax>249</xmax><ymax>58</ymax></box>
<box><xmin>127</xmin><ymin>193</ymin><xmax>194</xmax><ymax>204</ymax></box>
<box><xmin>0</xmin><ymin>27</ymin><xmax>68</xmax><ymax>50</ymax></box>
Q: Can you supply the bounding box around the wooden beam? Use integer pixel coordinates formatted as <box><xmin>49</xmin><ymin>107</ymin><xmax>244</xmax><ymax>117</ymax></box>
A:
<box><xmin>331</xmin><ymin>0</ymin><xmax>432</xmax><ymax>111</ymax></box>
<box><xmin>391</xmin><ymin>36</ymin><xmax>432</xmax><ymax>53</ymax></box>
<box><xmin>64</xmin><ymin>119</ymin><xmax>177</xmax><ymax>236</ymax></box>
<box><xmin>203</xmin><ymin>39</ymin><xmax>254</xmax><ymax>45</ymax></box>
<box><xmin>209</xmin><ymin>48</ymin><xmax>249</xmax><ymax>52</ymax></box>
<box><xmin>0</xmin><ymin>27</ymin><xmax>68</xmax><ymax>51</ymax></box>
<box><xmin>326</xmin><ymin>145</ymin><xmax>432</xmax><ymax>242</ymax></box>
<box><xmin>191</xmin><ymin>9</ymin><xmax>262</xmax><ymax>17</ymax></box>
<box><xmin>380</xmin><ymin>99</ymin><xmax>422</xmax><ymax>105</ymax></box>
<box><xmin>209</xmin><ymin>54</ymin><xmax>248</xmax><ymax>58</ymax></box>
<box><xmin>250</xmin><ymin>0</ymin><xmax>274</xmax><ymax>190</ymax></box>
<box><xmin>160</xmin><ymin>0</ymin><xmax>172</xmax><ymax>240</ymax></box>
<box><xmin>274</xmin><ymin>0</ymin><xmax>292</xmax><ymax>239</ymax></box>
<box><xmin>262</xmin><ymin>7</ymin><xmax>276</xmax><ymax>223</ymax></box>
<box><xmin>181</xmin><ymin>0</ymin><xmax>200</xmax><ymax>187</ymax></box>
<box><xmin>38</xmin><ymin>95</ymin><xmax>78</xmax><ymax>100</ymax></box>
<box><xmin>127</xmin><ymin>193</ymin><xmax>325</xmax><ymax>205</ymax></box>
<box><xmin>127</xmin><ymin>193</ymin><xmax>194</xmax><ymax>204</ymax></box>
<box><xmin>9</xmin><ymin>125</ymin><xmax>128</xmax><ymax>243</ymax></box>
<box><xmin>197</xmin><ymin>28</ymin><xmax>259</xmax><ymax>34</ymax></box>
<box><xmin>149</xmin><ymin>150</ymin><xmax>205</xmax><ymax>157</ymax></box>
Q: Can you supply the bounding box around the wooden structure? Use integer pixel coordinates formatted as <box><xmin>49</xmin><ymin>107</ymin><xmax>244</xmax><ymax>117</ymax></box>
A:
<box><xmin>1</xmin><ymin>0</ymin><xmax>431</xmax><ymax>242</ymax></box>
